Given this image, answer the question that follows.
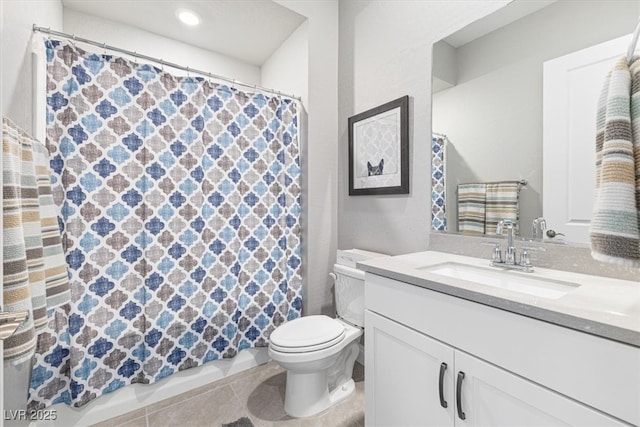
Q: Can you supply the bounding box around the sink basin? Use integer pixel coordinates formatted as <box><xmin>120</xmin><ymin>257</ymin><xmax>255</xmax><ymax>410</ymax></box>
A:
<box><xmin>420</xmin><ymin>262</ymin><xmax>580</xmax><ymax>299</ymax></box>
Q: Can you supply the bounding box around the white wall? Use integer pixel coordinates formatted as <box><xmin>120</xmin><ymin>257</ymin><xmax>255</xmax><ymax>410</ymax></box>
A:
<box><xmin>63</xmin><ymin>8</ymin><xmax>261</xmax><ymax>86</ymax></box>
<box><xmin>338</xmin><ymin>0</ymin><xmax>507</xmax><ymax>256</ymax></box>
<box><xmin>2</xmin><ymin>1</ymin><xmax>64</xmax><ymax>422</ymax></box>
<box><xmin>2</xmin><ymin>0</ymin><xmax>63</xmax><ymax>134</ymax></box>
<box><xmin>262</xmin><ymin>20</ymin><xmax>309</xmax><ymax>108</ymax></box>
<box><xmin>274</xmin><ymin>0</ymin><xmax>339</xmax><ymax>316</ymax></box>
<box><xmin>432</xmin><ymin>0</ymin><xmax>638</xmax><ymax>235</ymax></box>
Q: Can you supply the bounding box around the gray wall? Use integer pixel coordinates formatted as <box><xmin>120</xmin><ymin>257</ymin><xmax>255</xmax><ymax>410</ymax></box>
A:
<box><xmin>432</xmin><ymin>0</ymin><xmax>639</xmax><ymax>236</ymax></box>
<box><xmin>337</xmin><ymin>0</ymin><xmax>508</xmax><ymax>255</ymax></box>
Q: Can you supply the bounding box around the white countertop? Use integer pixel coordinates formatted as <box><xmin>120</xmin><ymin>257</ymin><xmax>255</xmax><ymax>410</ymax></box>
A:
<box><xmin>357</xmin><ymin>251</ymin><xmax>640</xmax><ymax>347</ymax></box>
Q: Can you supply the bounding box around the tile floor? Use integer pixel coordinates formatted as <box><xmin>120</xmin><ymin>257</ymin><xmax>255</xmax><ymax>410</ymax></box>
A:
<box><xmin>92</xmin><ymin>361</ymin><xmax>364</xmax><ymax>427</ymax></box>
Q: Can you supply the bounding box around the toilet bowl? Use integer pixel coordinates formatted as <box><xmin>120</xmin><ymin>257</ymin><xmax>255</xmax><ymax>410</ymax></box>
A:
<box><xmin>268</xmin><ymin>249</ymin><xmax>389</xmax><ymax>418</ymax></box>
<box><xmin>269</xmin><ymin>316</ymin><xmax>362</xmax><ymax>417</ymax></box>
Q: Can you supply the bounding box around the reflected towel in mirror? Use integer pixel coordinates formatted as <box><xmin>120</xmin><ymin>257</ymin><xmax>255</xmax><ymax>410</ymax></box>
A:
<box><xmin>457</xmin><ymin>183</ymin><xmax>487</xmax><ymax>234</ymax></box>
<box><xmin>486</xmin><ymin>182</ymin><xmax>520</xmax><ymax>235</ymax></box>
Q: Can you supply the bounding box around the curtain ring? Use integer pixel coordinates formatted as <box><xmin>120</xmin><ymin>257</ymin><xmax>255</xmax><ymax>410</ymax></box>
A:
<box><xmin>186</xmin><ymin>66</ymin><xmax>190</xmax><ymax>78</ymax></box>
<box><xmin>160</xmin><ymin>59</ymin><xmax>164</xmax><ymax>72</ymax></box>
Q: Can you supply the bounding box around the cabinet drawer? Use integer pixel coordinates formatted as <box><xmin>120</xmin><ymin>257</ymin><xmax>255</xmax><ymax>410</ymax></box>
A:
<box><xmin>365</xmin><ymin>273</ymin><xmax>640</xmax><ymax>425</ymax></box>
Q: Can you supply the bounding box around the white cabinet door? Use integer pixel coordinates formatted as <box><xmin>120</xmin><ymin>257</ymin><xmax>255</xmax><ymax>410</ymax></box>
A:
<box><xmin>365</xmin><ymin>310</ymin><xmax>454</xmax><ymax>427</ymax></box>
<box><xmin>454</xmin><ymin>351</ymin><xmax>627</xmax><ymax>427</ymax></box>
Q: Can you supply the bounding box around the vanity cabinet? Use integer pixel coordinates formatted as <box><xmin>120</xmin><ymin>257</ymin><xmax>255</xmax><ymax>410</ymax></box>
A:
<box><xmin>364</xmin><ymin>273</ymin><xmax>637</xmax><ymax>426</ymax></box>
<box><xmin>365</xmin><ymin>310</ymin><xmax>454</xmax><ymax>426</ymax></box>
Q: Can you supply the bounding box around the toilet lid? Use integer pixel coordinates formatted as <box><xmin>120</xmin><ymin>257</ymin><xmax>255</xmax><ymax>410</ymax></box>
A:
<box><xmin>269</xmin><ymin>315</ymin><xmax>346</xmax><ymax>353</ymax></box>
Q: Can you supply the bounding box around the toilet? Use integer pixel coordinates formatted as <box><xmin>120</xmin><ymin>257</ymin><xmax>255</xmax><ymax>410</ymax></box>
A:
<box><xmin>268</xmin><ymin>249</ymin><xmax>388</xmax><ymax>418</ymax></box>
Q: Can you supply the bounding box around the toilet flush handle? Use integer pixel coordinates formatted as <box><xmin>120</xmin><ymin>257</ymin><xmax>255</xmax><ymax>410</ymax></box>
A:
<box><xmin>329</xmin><ymin>272</ymin><xmax>337</xmax><ymax>283</ymax></box>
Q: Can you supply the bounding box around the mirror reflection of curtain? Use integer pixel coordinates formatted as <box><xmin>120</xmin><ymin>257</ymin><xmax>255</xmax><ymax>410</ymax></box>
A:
<box><xmin>431</xmin><ymin>134</ymin><xmax>447</xmax><ymax>231</ymax></box>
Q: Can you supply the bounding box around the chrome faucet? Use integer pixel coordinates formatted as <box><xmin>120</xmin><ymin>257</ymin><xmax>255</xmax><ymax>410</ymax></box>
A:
<box><xmin>496</xmin><ymin>219</ymin><xmax>516</xmax><ymax>264</ymax></box>
<box><xmin>532</xmin><ymin>217</ymin><xmax>547</xmax><ymax>240</ymax></box>
<box><xmin>484</xmin><ymin>219</ymin><xmax>545</xmax><ymax>272</ymax></box>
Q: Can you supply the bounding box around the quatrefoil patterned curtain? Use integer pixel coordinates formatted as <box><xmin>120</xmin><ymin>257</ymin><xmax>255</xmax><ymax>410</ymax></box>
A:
<box><xmin>29</xmin><ymin>39</ymin><xmax>302</xmax><ymax>409</ymax></box>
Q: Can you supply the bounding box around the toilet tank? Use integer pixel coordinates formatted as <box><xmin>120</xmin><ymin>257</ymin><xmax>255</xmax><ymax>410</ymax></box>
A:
<box><xmin>334</xmin><ymin>249</ymin><xmax>389</xmax><ymax>327</ymax></box>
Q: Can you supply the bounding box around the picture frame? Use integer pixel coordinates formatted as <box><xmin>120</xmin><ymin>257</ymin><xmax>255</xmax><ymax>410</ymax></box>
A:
<box><xmin>348</xmin><ymin>95</ymin><xmax>409</xmax><ymax>195</ymax></box>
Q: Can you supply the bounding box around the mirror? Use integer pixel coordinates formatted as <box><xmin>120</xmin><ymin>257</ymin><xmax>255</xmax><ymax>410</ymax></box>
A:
<box><xmin>430</xmin><ymin>0</ymin><xmax>638</xmax><ymax>242</ymax></box>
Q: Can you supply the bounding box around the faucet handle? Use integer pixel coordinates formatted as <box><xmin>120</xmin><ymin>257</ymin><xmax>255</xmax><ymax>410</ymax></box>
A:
<box><xmin>481</xmin><ymin>242</ymin><xmax>503</xmax><ymax>263</ymax></box>
<box><xmin>520</xmin><ymin>245</ymin><xmax>547</xmax><ymax>267</ymax></box>
<box><xmin>492</xmin><ymin>245</ymin><xmax>503</xmax><ymax>263</ymax></box>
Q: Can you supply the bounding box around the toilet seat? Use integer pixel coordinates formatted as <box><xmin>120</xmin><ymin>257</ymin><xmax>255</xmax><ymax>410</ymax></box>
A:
<box><xmin>269</xmin><ymin>315</ymin><xmax>346</xmax><ymax>353</ymax></box>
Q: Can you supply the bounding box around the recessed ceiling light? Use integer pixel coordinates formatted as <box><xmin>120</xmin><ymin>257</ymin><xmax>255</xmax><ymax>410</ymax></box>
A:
<box><xmin>176</xmin><ymin>8</ymin><xmax>200</xmax><ymax>26</ymax></box>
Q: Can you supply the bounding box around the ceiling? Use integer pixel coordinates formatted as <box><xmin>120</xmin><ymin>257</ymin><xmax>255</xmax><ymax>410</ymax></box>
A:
<box><xmin>62</xmin><ymin>0</ymin><xmax>307</xmax><ymax>66</ymax></box>
<box><xmin>444</xmin><ymin>0</ymin><xmax>557</xmax><ymax>48</ymax></box>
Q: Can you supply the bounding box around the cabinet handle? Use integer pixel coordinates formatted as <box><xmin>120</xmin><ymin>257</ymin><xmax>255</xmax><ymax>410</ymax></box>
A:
<box><xmin>438</xmin><ymin>362</ymin><xmax>448</xmax><ymax>408</ymax></box>
<box><xmin>456</xmin><ymin>371</ymin><xmax>466</xmax><ymax>420</ymax></box>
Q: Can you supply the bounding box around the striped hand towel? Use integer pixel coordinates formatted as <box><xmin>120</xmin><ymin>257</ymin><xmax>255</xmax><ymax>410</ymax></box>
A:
<box><xmin>2</xmin><ymin>117</ymin><xmax>70</xmax><ymax>364</ymax></box>
<box><xmin>485</xmin><ymin>182</ymin><xmax>520</xmax><ymax>235</ymax></box>
<box><xmin>457</xmin><ymin>183</ymin><xmax>486</xmax><ymax>234</ymax></box>
<box><xmin>590</xmin><ymin>56</ymin><xmax>640</xmax><ymax>267</ymax></box>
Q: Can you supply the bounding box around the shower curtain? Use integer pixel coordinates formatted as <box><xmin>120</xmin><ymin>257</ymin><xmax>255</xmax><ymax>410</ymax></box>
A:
<box><xmin>29</xmin><ymin>39</ymin><xmax>302</xmax><ymax>409</ymax></box>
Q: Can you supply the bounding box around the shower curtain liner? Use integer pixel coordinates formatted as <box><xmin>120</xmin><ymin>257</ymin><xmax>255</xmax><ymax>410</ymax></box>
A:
<box><xmin>29</xmin><ymin>39</ymin><xmax>302</xmax><ymax>409</ymax></box>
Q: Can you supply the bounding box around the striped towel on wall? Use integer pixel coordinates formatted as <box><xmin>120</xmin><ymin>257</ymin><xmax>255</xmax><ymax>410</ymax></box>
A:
<box><xmin>590</xmin><ymin>56</ymin><xmax>640</xmax><ymax>267</ymax></box>
<box><xmin>2</xmin><ymin>117</ymin><xmax>70</xmax><ymax>364</ymax></box>
<box><xmin>485</xmin><ymin>182</ymin><xmax>520</xmax><ymax>235</ymax></box>
<box><xmin>457</xmin><ymin>183</ymin><xmax>487</xmax><ymax>234</ymax></box>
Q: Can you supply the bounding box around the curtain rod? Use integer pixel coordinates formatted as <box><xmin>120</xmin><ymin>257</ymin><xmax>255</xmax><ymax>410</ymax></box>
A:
<box><xmin>32</xmin><ymin>25</ymin><xmax>302</xmax><ymax>102</ymax></box>
<box><xmin>458</xmin><ymin>179</ymin><xmax>528</xmax><ymax>186</ymax></box>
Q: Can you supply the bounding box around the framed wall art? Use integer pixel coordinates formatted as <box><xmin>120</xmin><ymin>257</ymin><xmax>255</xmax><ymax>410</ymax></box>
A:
<box><xmin>348</xmin><ymin>95</ymin><xmax>409</xmax><ymax>195</ymax></box>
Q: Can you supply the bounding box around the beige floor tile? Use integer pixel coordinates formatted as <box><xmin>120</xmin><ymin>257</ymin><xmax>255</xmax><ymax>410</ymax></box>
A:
<box><xmin>147</xmin><ymin>384</ymin><xmax>245</xmax><ymax>427</ymax></box>
<box><xmin>114</xmin><ymin>415</ymin><xmax>149</xmax><ymax>427</ymax></box>
<box><xmin>230</xmin><ymin>365</ymin><xmax>291</xmax><ymax>424</ymax></box>
<box><xmin>98</xmin><ymin>359</ymin><xmax>364</xmax><ymax>427</ymax></box>
<box><xmin>145</xmin><ymin>376</ymin><xmax>232</xmax><ymax>415</ymax></box>
<box><xmin>90</xmin><ymin>408</ymin><xmax>146</xmax><ymax>427</ymax></box>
